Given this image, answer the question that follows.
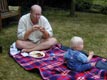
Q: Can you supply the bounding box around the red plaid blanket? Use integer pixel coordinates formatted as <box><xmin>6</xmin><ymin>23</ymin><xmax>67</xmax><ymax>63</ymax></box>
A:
<box><xmin>10</xmin><ymin>44</ymin><xmax>107</xmax><ymax>80</ymax></box>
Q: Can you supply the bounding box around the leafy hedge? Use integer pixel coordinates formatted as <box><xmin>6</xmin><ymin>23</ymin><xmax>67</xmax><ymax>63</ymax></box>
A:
<box><xmin>101</xmin><ymin>6</ymin><xmax>107</xmax><ymax>14</ymax></box>
<box><xmin>75</xmin><ymin>0</ymin><xmax>93</xmax><ymax>11</ymax></box>
<box><xmin>7</xmin><ymin>0</ymin><xmax>107</xmax><ymax>14</ymax></box>
<box><xmin>75</xmin><ymin>0</ymin><xmax>107</xmax><ymax>14</ymax></box>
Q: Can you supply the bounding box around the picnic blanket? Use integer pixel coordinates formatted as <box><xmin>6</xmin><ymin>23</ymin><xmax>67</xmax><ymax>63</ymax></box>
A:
<box><xmin>10</xmin><ymin>43</ymin><xmax>107</xmax><ymax>80</ymax></box>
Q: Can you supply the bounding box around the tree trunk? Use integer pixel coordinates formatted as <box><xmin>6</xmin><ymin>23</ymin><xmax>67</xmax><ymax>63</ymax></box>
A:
<box><xmin>70</xmin><ymin>0</ymin><xmax>75</xmax><ymax>16</ymax></box>
<box><xmin>0</xmin><ymin>45</ymin><xmax>2</xmax><ymax>53</ymax></box>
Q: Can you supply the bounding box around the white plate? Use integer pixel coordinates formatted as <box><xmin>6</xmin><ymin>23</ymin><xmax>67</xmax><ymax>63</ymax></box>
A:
<box><xmin>29</xmin><ymin>51</ymin><xmax>45</xmax><ymax>58</ymax></box>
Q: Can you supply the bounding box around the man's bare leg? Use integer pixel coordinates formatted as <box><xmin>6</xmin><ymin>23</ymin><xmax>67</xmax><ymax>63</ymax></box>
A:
<box><xmin>16</xmin><ymin>40</ymin><xmax>37</xmax><ymax>49</ymax></box>
<box><xmin>22</xmin><ymin>37</ymin><xmax>57</xmax><ymax>52</ymax></box>
<box><xmin>16</xmin><ymin>37</ymin><xmax>57</xmax><ymax>52</ymax></box>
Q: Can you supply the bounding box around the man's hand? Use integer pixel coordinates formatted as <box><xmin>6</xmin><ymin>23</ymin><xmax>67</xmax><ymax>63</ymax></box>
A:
<box><xmin>39</xmin><ymin>27</ymin><xmax>45</xmax><ymax>32</ymax></box>
<box><xmin>39</xmin><ymin>27</ymin><xmax>49</xmax><ymax>39</ymax></box>
<box><xmin>32</xmin><ymin>25</ymin><xmax>45</xmax><ymax>32</ymax></box>
<box><xmin>32</xmin><ymin>25</ymin><xmax>49</xmax><ymax>39</ymax></box>
<box><xmin>32</xmin><ymin>25</ymin><xmax>41</xmax><ymax>31</ymax></box>
<box><xmin>23</xmin><ymin>25</ymin><xmax>40</xmax><ymax>40</ymax></box>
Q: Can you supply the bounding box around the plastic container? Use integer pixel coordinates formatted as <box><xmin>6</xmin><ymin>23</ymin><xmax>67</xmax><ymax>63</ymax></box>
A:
<box><xmin>50</xmin><ymin>51</ymin><xmax>55</xmax><ymax>60</ymax></box>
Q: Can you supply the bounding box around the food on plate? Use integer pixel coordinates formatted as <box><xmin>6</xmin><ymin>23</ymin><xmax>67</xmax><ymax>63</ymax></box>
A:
<box><xmin>36</xmin><ymin>53</ymin><xmax>43</xmax><ymax>57</ymax></box>
<box><xmin>29</xmin><ymin>51</ymin><xmax>45</xmax><ymax>58</ymax></box>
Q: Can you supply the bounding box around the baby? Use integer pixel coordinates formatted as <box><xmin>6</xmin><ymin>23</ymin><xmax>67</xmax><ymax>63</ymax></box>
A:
<box><xmin>64</xmin><ymin>36</ymin><xmax>96</xmax><ymax>72</ymax></box>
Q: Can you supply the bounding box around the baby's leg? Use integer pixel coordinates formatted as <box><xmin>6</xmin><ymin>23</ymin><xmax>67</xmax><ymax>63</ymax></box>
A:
<box><xmin>96</xmin><ymin>61</ymin><xmax>107</xmax><ymax>70</ymax></box>
<box><xmin>76</xmin><ymin>63</ymin><xmax>92</xmax><ymax>72</ymax></box>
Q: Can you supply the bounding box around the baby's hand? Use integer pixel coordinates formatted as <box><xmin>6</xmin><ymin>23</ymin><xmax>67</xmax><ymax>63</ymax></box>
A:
<box><xmin>91</xmin><ymin>62</ymin><xmax>96</xmax><ymax>67</ymax></box>
<box><xmin>89</xmin><ymin>51</ymin><xmax>94</xmax><ymax>56</ymax></box>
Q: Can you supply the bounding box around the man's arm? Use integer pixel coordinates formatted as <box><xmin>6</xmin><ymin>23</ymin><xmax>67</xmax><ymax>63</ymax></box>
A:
<box><xmin>23</xmin><ymin>25</ymin><xmax>50</xmax><ymax>40</ymax></box>
<box><xmin>18</xmin><ymin>17</ymin><xmax>41</xmax><ymax>40</ymax></box>
<box><xmin>17</xmin><ymin>18</ymin><xmax>33</xmax><ymax>40</ymax></box>
<box><xmin>42</xmin><ymin>16</ymin><xmax>53</xmax><ymax>38</ymax></box>
<box><xmin>23</xmin><ymin>28</ymin><xmax>33</xmax><ymax>40</ymax></box>
<box><xmin>39</xmin><ymin>27</ymin><xmax>50</xmax><ymax>39</ymax></box>
<box><xmin>17</xmin><ymin>18</ymin><xmax>26</xmax><ymax>40</ymax></box>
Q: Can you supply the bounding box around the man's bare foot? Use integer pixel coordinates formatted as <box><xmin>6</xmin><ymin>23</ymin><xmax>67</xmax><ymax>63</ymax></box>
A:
<box><xmin>22</xmin><ymin>49</ymin><xmax>32</xmax><ymax>53</ymax></box>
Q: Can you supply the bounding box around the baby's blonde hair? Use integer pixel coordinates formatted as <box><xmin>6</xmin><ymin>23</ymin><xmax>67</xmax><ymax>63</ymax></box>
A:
<box><xmin>70</xmin><ymin>36</ymin><xmax>83</xmax><ymax>48</ymax></box>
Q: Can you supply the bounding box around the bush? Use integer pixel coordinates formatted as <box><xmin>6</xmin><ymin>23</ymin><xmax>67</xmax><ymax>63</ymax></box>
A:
<box><xmin>76</xmin><ymin>0</ymin><xmax>93</xmax><ymax>11</ymax></box>
<box><xmin>101</xmin><ymin>6</ymin><xmax>107</xmax><ymax>14</ymax></box>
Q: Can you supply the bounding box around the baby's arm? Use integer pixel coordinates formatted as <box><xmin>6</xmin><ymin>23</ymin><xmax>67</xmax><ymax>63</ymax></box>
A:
<box><xmin>77</xmin><ymin>51</ymin><xmax>96</xmax><ymax>67</ymax></box>
<box><xmin>77</xmin><ymin>52</ymin><xmax>89</xmax><ymax>63</ymax></box>
<box><xmin>88</xmin><ymin>51</ymin><xmax>96</xmax><ymax>67</ymax></box>
<box><xmin>87</xmin><ymin>51</ymin><xmax>94</xmax><ymax>61</ymax></box>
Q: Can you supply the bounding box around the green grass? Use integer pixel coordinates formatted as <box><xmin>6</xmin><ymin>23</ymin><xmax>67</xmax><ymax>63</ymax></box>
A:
<box><xmin>0</xmin><ymin>9</ymin><xmax>107</xmax><ymax>80</ymax></box>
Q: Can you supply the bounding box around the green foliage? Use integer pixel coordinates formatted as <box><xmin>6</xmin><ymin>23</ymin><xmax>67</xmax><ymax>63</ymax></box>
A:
<box><xmin>92</xmin><ymin>0</ymin><xmax>107</xmax><ymax>14</ymax></box>
<box><xmin>76</xmin><ymin>0</ymin><xmax>93</xmax><ymax>11</ymax></box>
<box><xmin>75</xmin><ymin>0</ymin><xmax>107</xmax><ymax>14</ymax></box>
<box><xmin>101</xmin><ymin>6</ymin><xmax>107</xmax><ymax>14</ymax></box>
<box><xmin>101</xmin><ymin>0</ymin><xmax>107</xmax><ymax>14</ymax></box>
<box><xmin>92</xmin><ymin>0</ymin><xmax>107</xmax><ymax>6</ymax></box>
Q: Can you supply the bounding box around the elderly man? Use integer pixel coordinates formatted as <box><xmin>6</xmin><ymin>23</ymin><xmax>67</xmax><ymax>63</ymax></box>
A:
<box><xmin>16</xmin><ymin>5</ymin><xmax>57</xmax><ymax>52</ymax></box>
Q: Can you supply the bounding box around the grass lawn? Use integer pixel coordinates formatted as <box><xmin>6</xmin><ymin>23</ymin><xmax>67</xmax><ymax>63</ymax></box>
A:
<box><xmin>0</xmin><ymin>9</ymin><xmax>107</xmax><ymax>80</ymax></box>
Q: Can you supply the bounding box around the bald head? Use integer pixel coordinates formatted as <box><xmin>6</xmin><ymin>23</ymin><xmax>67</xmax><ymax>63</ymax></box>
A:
<box><xmin>31</xmin><ymin>5</ymin><xmax>42</xmax><ymax>13</ymax></box>
<box><xmin>30</xmin><ymin>5</ymin><xmax>42</xmax><ymax>24</ymax></box>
